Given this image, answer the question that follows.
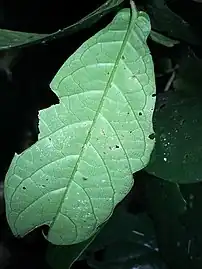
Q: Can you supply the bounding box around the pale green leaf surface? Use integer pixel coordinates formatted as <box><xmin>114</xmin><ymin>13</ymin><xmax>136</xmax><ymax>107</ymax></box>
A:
<box><xmin>4</xmin><ymin>5</ymin><xmax>156</xmax><ymax>245</ymax></box>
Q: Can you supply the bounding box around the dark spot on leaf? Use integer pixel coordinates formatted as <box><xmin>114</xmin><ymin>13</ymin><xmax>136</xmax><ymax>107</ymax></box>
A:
<box><xmin>122</xmin><ymin>55</ymin><xmax>125</xmax><ymax>60</ymax></box>
<box><xmin>148</xmin><ymin>133</ymin><xmax>155</xmax><ymax>140</ymax></box>
<box><xmin>127</xmin><ymin>112</ymin><xmax>130</xmax><ymax>115</ymax></box>
<box><xmin>115</xmin><ymin>145</ymin><xmax>119</xmax><ymax>148</ymax></box>
<box><xmin>130</xmin><ymin>131</ymin><xmax>132</xmax><ymax>133</ymax></box>
<box><xmin>23</xmin><ymin>186</ymin><xmax>26</xmax><ymax>190</ymax></box>
<box><xmin>82</xmin><ymin>177</ymin><xmax>88</xmax><ymax>181</ymax></box>
<box><xmin>139</xmin><ymin>112</ymin><xmax>142</xmax><ymax>116</ymax></box>
<box><xmin>42</xmin><ymin>185</ymin><xmax>46</xmax><ymax>188</ymax></box>
<box><xmin>152</xmin><ymin>93</ymin><xmax>156</xmax><ymax>97</ymax></box>
<box><xmin>46</xmin><ymin>178</ymin><xmax>49</xmax><ymax>181</ymax></box>
<box><xmin>109</xmin><ymin>146</ymin><xmax>112</xmax><ymax>150</ymax></box>
<box><xmin>103</xmin><ymin>152</ymin><xmax>106</xmax><ymax>154</ymax></box>
<box><xmin>107</xmin><ymin>72</ymin><xmax>110</xmax><ymax>75</ymax></box>
<box><xmin>48</xmin><ymin>137</ymin><xmax>51</xmax><ymax>141</ymax></box>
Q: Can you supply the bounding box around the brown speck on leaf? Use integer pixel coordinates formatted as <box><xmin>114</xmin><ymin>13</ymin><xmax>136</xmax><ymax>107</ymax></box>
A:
<box><xmin>83</xmin><ymin>177</ymin><xmax>88</xmax><ymax>181</ymax></box>
<box><xmin>115</xmin><ymin>145</ymin><xmax>119</xmax><ymax>148</ymax></box>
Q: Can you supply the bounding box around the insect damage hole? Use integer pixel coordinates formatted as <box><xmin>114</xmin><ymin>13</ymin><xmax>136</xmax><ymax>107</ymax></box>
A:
<box><xmin>148</xmin><ymin>133</ymin><xmax>155</xmax><ymax>140</ymax></box>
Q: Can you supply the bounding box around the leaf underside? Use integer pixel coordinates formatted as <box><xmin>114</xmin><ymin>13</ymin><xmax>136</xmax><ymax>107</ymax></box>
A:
<box><xmin>4</xmin><ymin>6</ymin><xmax>156</xmax><ymax>245</ymax></box>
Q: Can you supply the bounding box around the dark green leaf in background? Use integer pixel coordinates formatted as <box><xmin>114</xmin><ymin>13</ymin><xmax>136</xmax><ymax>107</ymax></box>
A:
<box><xmin>150</xmin><ymin>30</ymin><xmax>180</xmax><ymax>47</ymax></box>
<box><xmin>47</xmin><ymin>206</ymin><xmax>159</xmax><ymax>269</ymax></box>
<box><xmin>146</xmin><ymin>53</ymin><xmax>202</xmax><ymax>183</ymax></box>
<box><xmin>146</xmin><ymin>0</ymin><xmax>202</xmax><ymax>45</ymax></box>
<box><xmin>85</xmin><ymin>205</ymin><xmax>166</xmax><ymax>269</ymax></box>
<box><xmin>138</xmin><ymin>172</ymin><xmax>202</xmax><ymax>269</ymax></box>
<box><xmin>0</xmin><ymin>0</ymin><xmax>124</xmax><ymax>50</ymax></box>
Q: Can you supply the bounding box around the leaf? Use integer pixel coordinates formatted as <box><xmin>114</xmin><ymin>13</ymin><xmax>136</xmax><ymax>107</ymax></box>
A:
<box><xmin>150</xmin><ymin>30</ymin><xmax>180</xmax><ymax>47</ymax></box>
<box><xmin>146</xmin><ymin>91</ymin><xmax>202</xmax><ymax>183</ymax></box>
<box><xmin>86</xmin><ymin>205</ymin><xmax>162</xmax><ymax>269</ymax></box>
<box><xmin>87</xmin><ymin>244</ymin><xmax>166</xmax><ymax>269</ymax></box>
<box><xmin>0</xmin><ymin>0</ymin><xmax>124</xmax><ymax>50</ymax></box>
<box><xmin>173</xmin><ymin>55</ymin><xmax>202</xmax><ymax>95</ymax></box>
<box><xmin>4</xmin><ymin>2</ymin><xmax>156</xmax><ymax>245</ymax></box>
<box><xmin>46</xmin><ymin>232</ymin><xmax>98</xmax><ymax>269</ymax></box>
<box><xmin>87</xmin><ymin>206</ymin><xmax>157</xmax><ymax>252</ymax></box>
<box><xmin>146</xmin><ymin>0</ymin><xmax>202</xmax><ymax>45</ymax></box>
<box><xmin>0</xmin><ymin>29</ymin><xmax>49</xmax><ymax>50</ymax></box>
<box><xmin>179</xmin><ymin>183</ymin><xmax>202</xmax><ymax>267</ymax></box>
<box><xmin>141</xmin><ymin>173</ymin><xmax>189</xmax><ymax>269</ymax></box>
<box><xmin>47</xmin><ymin>206</ymin><xmax>157</xmax><ymax>269</ymax></box>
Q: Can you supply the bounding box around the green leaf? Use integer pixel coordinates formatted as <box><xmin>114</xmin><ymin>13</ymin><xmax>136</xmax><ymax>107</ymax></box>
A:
<box><xmin>0</xmin><ymin>29</ymin><xmax>49</xmax><ymax>50</ymax></box>
<box><xmin>150</xmin><ymin>30</ymin><xmax>180</xmax><ymax>47</ymax></box>
<box><xmin>0</xmin><ymin>0</ymin><xmax>124</xmax><ymax>50</ymax></box>
<box><xmin>86</xmin><ymin>206</ymin><xmax>161</xmax><ymax>269</ymax></box>
<box><xmin>46</xmin><ymin>231</ymin><xmax>98</xmax><ymax>269</ymax></box>
<box><xmin>146</xmin><ymin>0</ymin><xmax>201</xmax><ymax>45</ymax></box>
<box><xmin>87</xmin><ymin>244</ymin><xmax>166</xmax><ymax>269</ymax></box>
<box><xmin>173</xmin><ymin>55</ymin><xmax>202</xmax><ymax>95</ymax></box>
<box><xmin>4</xmin><ymin>3</ymin><xmax>156</xmax><ymax>245</ymax></box>
<box><xmin>141</xmin><ymin>173</ymin><xmax>189</xmax><ymax>269</ymax></box>
<box><xmin>47</xmin><ymin>207</ymin><xmax>157</xmax><ymax>269</ymax></box>
<box><xmin>146</xmin><ymin>91</ymin><xmax>202</xmax><ymax>183</ymax></box>
<box><xmin>88</xmin><ymin>206</ymin><xmax>157</xmax><ymax>252</ymax></box>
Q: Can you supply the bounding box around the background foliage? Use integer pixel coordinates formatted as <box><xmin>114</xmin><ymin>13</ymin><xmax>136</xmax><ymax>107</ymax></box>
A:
<box><xmin>1</xmin><ymin>0</ymin><xmax>202</xmax><ymax>269</ymax></box>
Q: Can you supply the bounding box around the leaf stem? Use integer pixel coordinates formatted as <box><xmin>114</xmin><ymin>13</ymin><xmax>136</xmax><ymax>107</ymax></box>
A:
<box><xmin>130</xmin><ymin>0</ymin><xmax>138</xmax><ymax>18</ymax></box>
